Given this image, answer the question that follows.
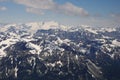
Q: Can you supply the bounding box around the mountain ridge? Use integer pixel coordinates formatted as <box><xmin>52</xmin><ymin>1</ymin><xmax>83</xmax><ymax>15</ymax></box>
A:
<box><xmin>0</xmin><ymin>21</ymin><xmax>120</xmax><ymax>80</ymax></box>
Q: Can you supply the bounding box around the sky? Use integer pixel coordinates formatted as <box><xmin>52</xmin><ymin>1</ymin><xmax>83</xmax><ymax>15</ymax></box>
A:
<box><xmin>0</xmin><ymin>0</ymin><xmax>120</xmax><ymax>27</ymax></box>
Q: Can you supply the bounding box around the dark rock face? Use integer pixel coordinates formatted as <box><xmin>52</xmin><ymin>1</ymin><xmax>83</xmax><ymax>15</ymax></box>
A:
<box><xmin>0</xmin><ymin>25</ymin><xmax>120</xmax><ymax>80</ymax></box>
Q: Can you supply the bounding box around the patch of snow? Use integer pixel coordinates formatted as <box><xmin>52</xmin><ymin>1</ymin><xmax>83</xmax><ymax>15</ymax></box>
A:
<box><xmin>95</xmin><ymin>39</ymin><xmax>106</xmax><ymax>43</ymax></box>
<box><xmin>0</xmin><ymin>49</ymin><xmax>6</xmax><ymax>57</ymax></box>
<box><xmin>112</xmin><ymin>39</ymin><xmax>120</xmax><ymax>46</ymax></box>
<box><xmin>41</xmin><ymin>21</ymin><xmax>59</xmax><ymax>30</ymax></box>
<box><xmin>99</xmin><ymin>27</ymin><xmax>116</xmax><ymax>32</ymax></box>
<box><xmin>110</xmin><ymin>54</ymin><xmax>115</xmax><ymax>59</ymax></box>
<box><xmin>56</xmin><ymin>60</ymin><xmax>63</xmax><ymax>67</ymax></box>
<box><xmin>0</xmin><ymin>23</ymin><xmax>17</xmax><ymax>32</ymax></box>
<box><xmin>59</xmin><ymin>25</ymin><xmax>69</xmax><ymax>31</ymax></box>
<box><xmin>46</xmin><ymin>63</ymin><xmax>56</xmax><ymax>67</ymax></box>
<box><xmin>14</xmin><ymin>66</ymin><xmax>18</xmax><ymax>78</ymax></box>
<box><xmin>102</xmin><ymin>35</ymin><xmax>110</xmax><ymax>39</ymax></box>
<box><xmin>105</xmin><ymin>28</ymin><xmax>116</xmax><ymax>32</ymax></box>
<box><xmin>0</xmin><ymin>38</ymin><xmax>19</xmax><ymax>53</ymax></box>
<box><xmin>63</xmin><ymin>39</ymin><xmax>71</xmax><ymax>43</ymax></box>
<box><xmin>80</xmin><ymin>48</ymin><xmax>86</xmax><ymax>53</ymax></box>
<box><xmin>26</xmin><ymin>42</ymin><xmax>41</xmax><ymax>54</ymax></box>
<box><xmin>56</xmin><ymin>37</ymin><xmax>63</xmax><ymax>44</ymax></box>
<box><xmin>21</xmin><ymin>38</ymin><xmax>34</xmax><ymax>42</ymax></box>
<box><xmin>25</xmin><ymin>22</ymin><xmax>42</xmax><ymax>33</ymax></box>
<box><xmin>29</xmin><ymin>50</ymin><xmax>37</xmax><ymax>54</ymax></box>
<box><xmin>85</xmin><ymin>28</ymin><xmax>98</xmax><ymax>34</ymax></box>
<box><xmin>75</xmin><ymin>55</ymin><xmax>78</xmax><ymax>60</ymax></box>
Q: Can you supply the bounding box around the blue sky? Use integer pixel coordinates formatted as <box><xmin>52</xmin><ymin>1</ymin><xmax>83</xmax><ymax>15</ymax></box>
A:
<box><xmin>0</xmin><ymin>0</ymin><xmax>120</xmax><ymax>27</ymax></box>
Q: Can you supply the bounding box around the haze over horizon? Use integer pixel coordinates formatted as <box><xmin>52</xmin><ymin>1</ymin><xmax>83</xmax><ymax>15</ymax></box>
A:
<box><xmin>0</xmin><ymin>0</ymin><xmax>120</xmax><ymax>27</ymax></box>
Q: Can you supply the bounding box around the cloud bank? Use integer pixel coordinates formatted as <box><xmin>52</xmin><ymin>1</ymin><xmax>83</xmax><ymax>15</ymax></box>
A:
<box><xmin>0</xmin><ymin>6</ymin><xmax>7</xmax><ymax>11</ymax></box>
<box><xmin>13</xmin><ymin>0</ymin><xmax>88</xmax><ymax>16</ymax></box>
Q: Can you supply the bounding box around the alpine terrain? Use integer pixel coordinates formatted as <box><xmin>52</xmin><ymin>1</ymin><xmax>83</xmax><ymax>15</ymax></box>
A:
<box><xmin>0</xmin><ymin>21</ymin><xmax>120</xmax><ymax>80</ymax></box>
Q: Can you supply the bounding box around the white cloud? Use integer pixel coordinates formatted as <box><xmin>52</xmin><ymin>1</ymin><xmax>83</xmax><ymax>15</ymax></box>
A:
<box><xmin>0</xmin><ymin>6</ymin><xmax>7</xmax><ymax>11</ymax></box>
<box><xmin>13</xmin><ymin>0</ymin><xmax>88</xmax><ymax>16</ymax></box>
<box><xmin>14</xmin><ymin>0</ymin><xmax>55</xmax><ymax>9</ymax></box>
<box><xmin>110</xmin><ymin>13</ymin><xmax>120</xmax><ymax>18</ymax></box>
<box><xmin>57</xmin><ymin>2</ymin><xmax>88</xmax><ymax>16</ymax></box>
<box><xmin>26</xmin><ymin>7</ymin><xmax>44</xmax><ymax>15</ymax></box>
<box><xmin>110</xmin><ymin>13</ymin><xmax>120</xmax><ymax>24</ymax></box>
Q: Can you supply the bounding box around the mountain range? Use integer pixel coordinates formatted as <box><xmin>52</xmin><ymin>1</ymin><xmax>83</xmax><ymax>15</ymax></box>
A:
<box><xmin>0</xmin><ymin>21</ymin><xmax>120</xmax><ymax>80</ymax></box>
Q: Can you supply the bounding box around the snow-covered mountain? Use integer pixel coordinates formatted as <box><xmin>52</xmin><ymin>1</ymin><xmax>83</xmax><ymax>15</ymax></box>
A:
<box><xmin>0</xmin><ymin>21</ymin><xmax>120</xmax><ymax>80</ymax></box>
<box><xmin>0</xmin><ymin>21</ymin><xmax>69</xmax><ymax>34</ymax></box>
